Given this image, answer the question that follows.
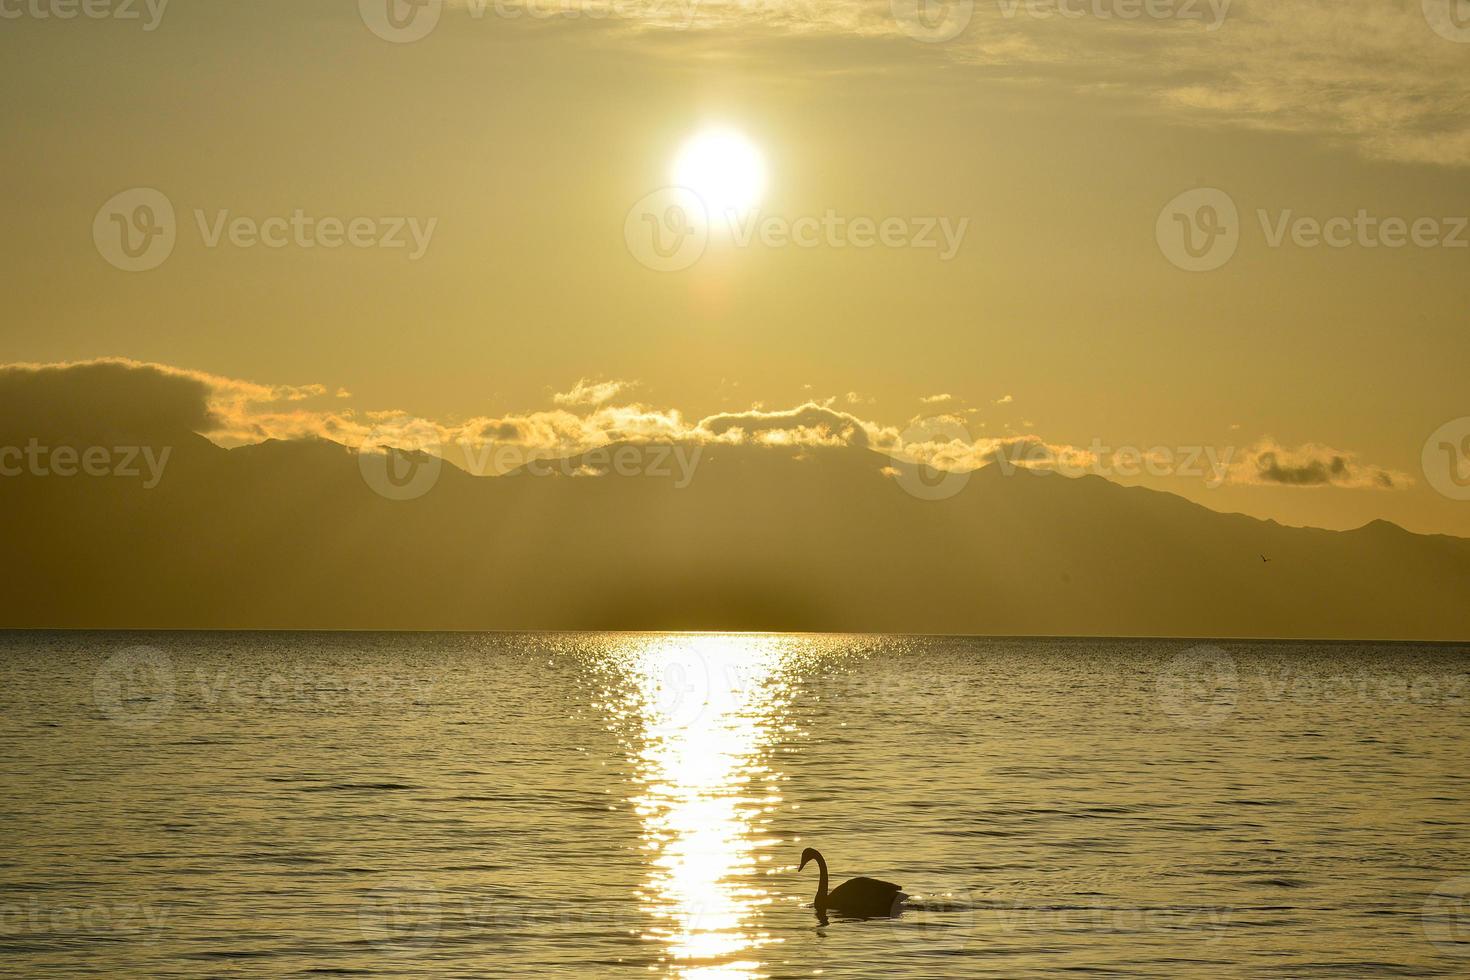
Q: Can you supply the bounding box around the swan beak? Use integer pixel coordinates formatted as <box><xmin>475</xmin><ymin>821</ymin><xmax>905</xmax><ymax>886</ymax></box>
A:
<box><xmin>798</xmin><ymin>856</ymin><xmax>810</xmax><ymax>871</ymax></box>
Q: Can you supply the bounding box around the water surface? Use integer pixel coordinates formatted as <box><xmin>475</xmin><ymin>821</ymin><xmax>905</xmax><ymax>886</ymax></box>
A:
<box><xmin>2</xmin><ymin>632</ymin><xmax>1468</xmax><ymax>976</ymax></box>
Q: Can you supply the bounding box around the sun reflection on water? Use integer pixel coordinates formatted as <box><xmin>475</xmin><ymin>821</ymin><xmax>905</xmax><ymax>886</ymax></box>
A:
<box><xmin>614</xmin><ymin>634</ymin><xmax>794</xmax><ymax>978</ymax></box>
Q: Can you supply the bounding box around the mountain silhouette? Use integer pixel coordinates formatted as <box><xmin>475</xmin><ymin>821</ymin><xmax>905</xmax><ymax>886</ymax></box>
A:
<box><xmin>2</xmin><ymin>413</ymin><xmax>1467</xmax><ymax>637</ymax></box>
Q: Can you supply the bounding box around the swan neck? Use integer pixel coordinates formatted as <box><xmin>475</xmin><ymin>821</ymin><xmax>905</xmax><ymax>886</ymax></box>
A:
<box><xmin>814</xmin><ymin>852</ymin><xmax>829</xmax><ymax>900</ymax></box>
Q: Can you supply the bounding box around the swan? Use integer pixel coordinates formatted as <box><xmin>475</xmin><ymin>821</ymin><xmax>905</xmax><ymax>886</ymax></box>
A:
<box><xmin>799</xmin><ymin>847</ymin><xmax>907</xmax><ymax>918</ymax></box>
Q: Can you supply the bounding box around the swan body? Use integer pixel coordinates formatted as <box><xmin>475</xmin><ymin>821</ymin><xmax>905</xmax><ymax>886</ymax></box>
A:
<box><xmin>799</xmin><ymin>847</ymin><xmax>906</xmax><ymax>918</ymax></box>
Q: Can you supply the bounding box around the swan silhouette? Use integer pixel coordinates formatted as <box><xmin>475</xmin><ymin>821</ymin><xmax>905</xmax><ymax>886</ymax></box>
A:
<box><xmin>799</xmin><ymin>847</ymin><xmax>907</xmax><ymax>918</ymax></box>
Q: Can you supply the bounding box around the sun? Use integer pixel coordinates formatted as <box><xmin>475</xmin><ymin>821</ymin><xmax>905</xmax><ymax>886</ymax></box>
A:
<box><xmin>672</xmin><ymin>127</ymin><xmax>766</xmax><ymax>219</ymax></box>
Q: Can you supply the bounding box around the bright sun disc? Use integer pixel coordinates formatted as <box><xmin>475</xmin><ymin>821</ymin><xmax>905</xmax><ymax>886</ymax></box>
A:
<box><xmin>673</xmin><ymin>128</ymin><xmax>766</xmax><ymax>219</ymax></box>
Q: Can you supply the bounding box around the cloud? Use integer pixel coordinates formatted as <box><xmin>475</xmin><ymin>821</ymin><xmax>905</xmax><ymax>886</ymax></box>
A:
<box><xmin>1232</xmin><ymin>439</ymin><xmax>1410</xmax><ymax>490</ymax></box>
<box><xmin>897</xmin><ymin>429</ymin><xmax>1095</xmax><ymax>476</ymax></box>
<box><xmin>920</xmin><ymin>393</ymin><xmax>953</xmax><ymax>404</ymax></box>
<box><xmin>552</xmin><ymin>0</ymin><xmax>1470</xmax><ymax>168</ymax></box>
<box><xmin>0</xmin><ymin>358</ymin><xmax>216</xmax><ymax>443</ymax></box>
<box><xmin>995</xmin><ymin>394</ymin><xmax>1014</xmax><ymax>405</ymax></box>
<box><xmin>0</xmin><ymin>360</ymin><xmax>1413</xmax><ymax>493</ymax></box>
<box><xmin>1143</xmin><ymin>1</ymin><xmax>1470</xmax><ymax>166</ymax></box>
<box><xmin>0</xmin><ymin>357</ymin><xmax>347</xmax><ymax>445</ymax></box>
<box><xmin>281</xmin><ymin>384</ymin><xmax>327</xmax><ymax>401</ymax></box>
<box><xmin>553</xmin><ymin>378</ymin><xmax>637</xmax><ymax>407</ymax></box>
<box><xmin>697</xmin><ymin>401</ymin><xmax>876</xmax><ymax>448</ymax></box>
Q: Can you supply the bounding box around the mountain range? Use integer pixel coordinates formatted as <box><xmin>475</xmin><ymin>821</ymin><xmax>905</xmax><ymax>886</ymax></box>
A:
<box><xmin>2</xmin><ymin>406</ymin><xmax>1467</xmax><ymax>638</ymax></box>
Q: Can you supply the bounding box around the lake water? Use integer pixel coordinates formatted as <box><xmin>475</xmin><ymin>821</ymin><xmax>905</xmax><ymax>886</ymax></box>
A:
<box><xmin>3</xmin><ymin>632</ymin><xmax>1469</xmax><ymax>977</ymax></box>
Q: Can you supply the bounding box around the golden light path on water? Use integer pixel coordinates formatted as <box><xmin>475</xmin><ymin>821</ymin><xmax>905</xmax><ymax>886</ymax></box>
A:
<box><xmin>611</xmin><ymin>634</ymin><xmax>797</xmax><ymax>978</ymax></box>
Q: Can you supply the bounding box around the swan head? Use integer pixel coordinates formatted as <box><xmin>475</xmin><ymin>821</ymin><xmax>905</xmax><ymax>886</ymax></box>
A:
<box><xmin>798</xmin><ymin>847</ymin><xmax>820</xmax><ymax>871</ymax></box>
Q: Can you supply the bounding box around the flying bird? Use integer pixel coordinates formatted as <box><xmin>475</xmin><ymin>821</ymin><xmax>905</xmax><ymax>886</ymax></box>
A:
<box><xmin>798</xmin><ymin>847</ymin><xmax>907</xmax><ymax>919</ymax></box>
<box><xmin>1260</xmin><ymin>554</ymin><xmax>1273</xmax><ymax>563</ymax></box>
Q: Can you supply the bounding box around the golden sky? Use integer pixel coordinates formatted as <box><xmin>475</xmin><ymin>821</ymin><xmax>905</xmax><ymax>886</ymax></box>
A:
<box><xmin>3</xmin><ymin>0</ymin><xmax>1469</xmax><ymax>536</ymax></box>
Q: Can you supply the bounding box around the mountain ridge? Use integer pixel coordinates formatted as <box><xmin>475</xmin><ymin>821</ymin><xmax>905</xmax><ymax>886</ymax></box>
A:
<box><xmin>2</xmin><ymin>429</ymin><xmax>1466</xmax><ymax>638</ymax></box>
